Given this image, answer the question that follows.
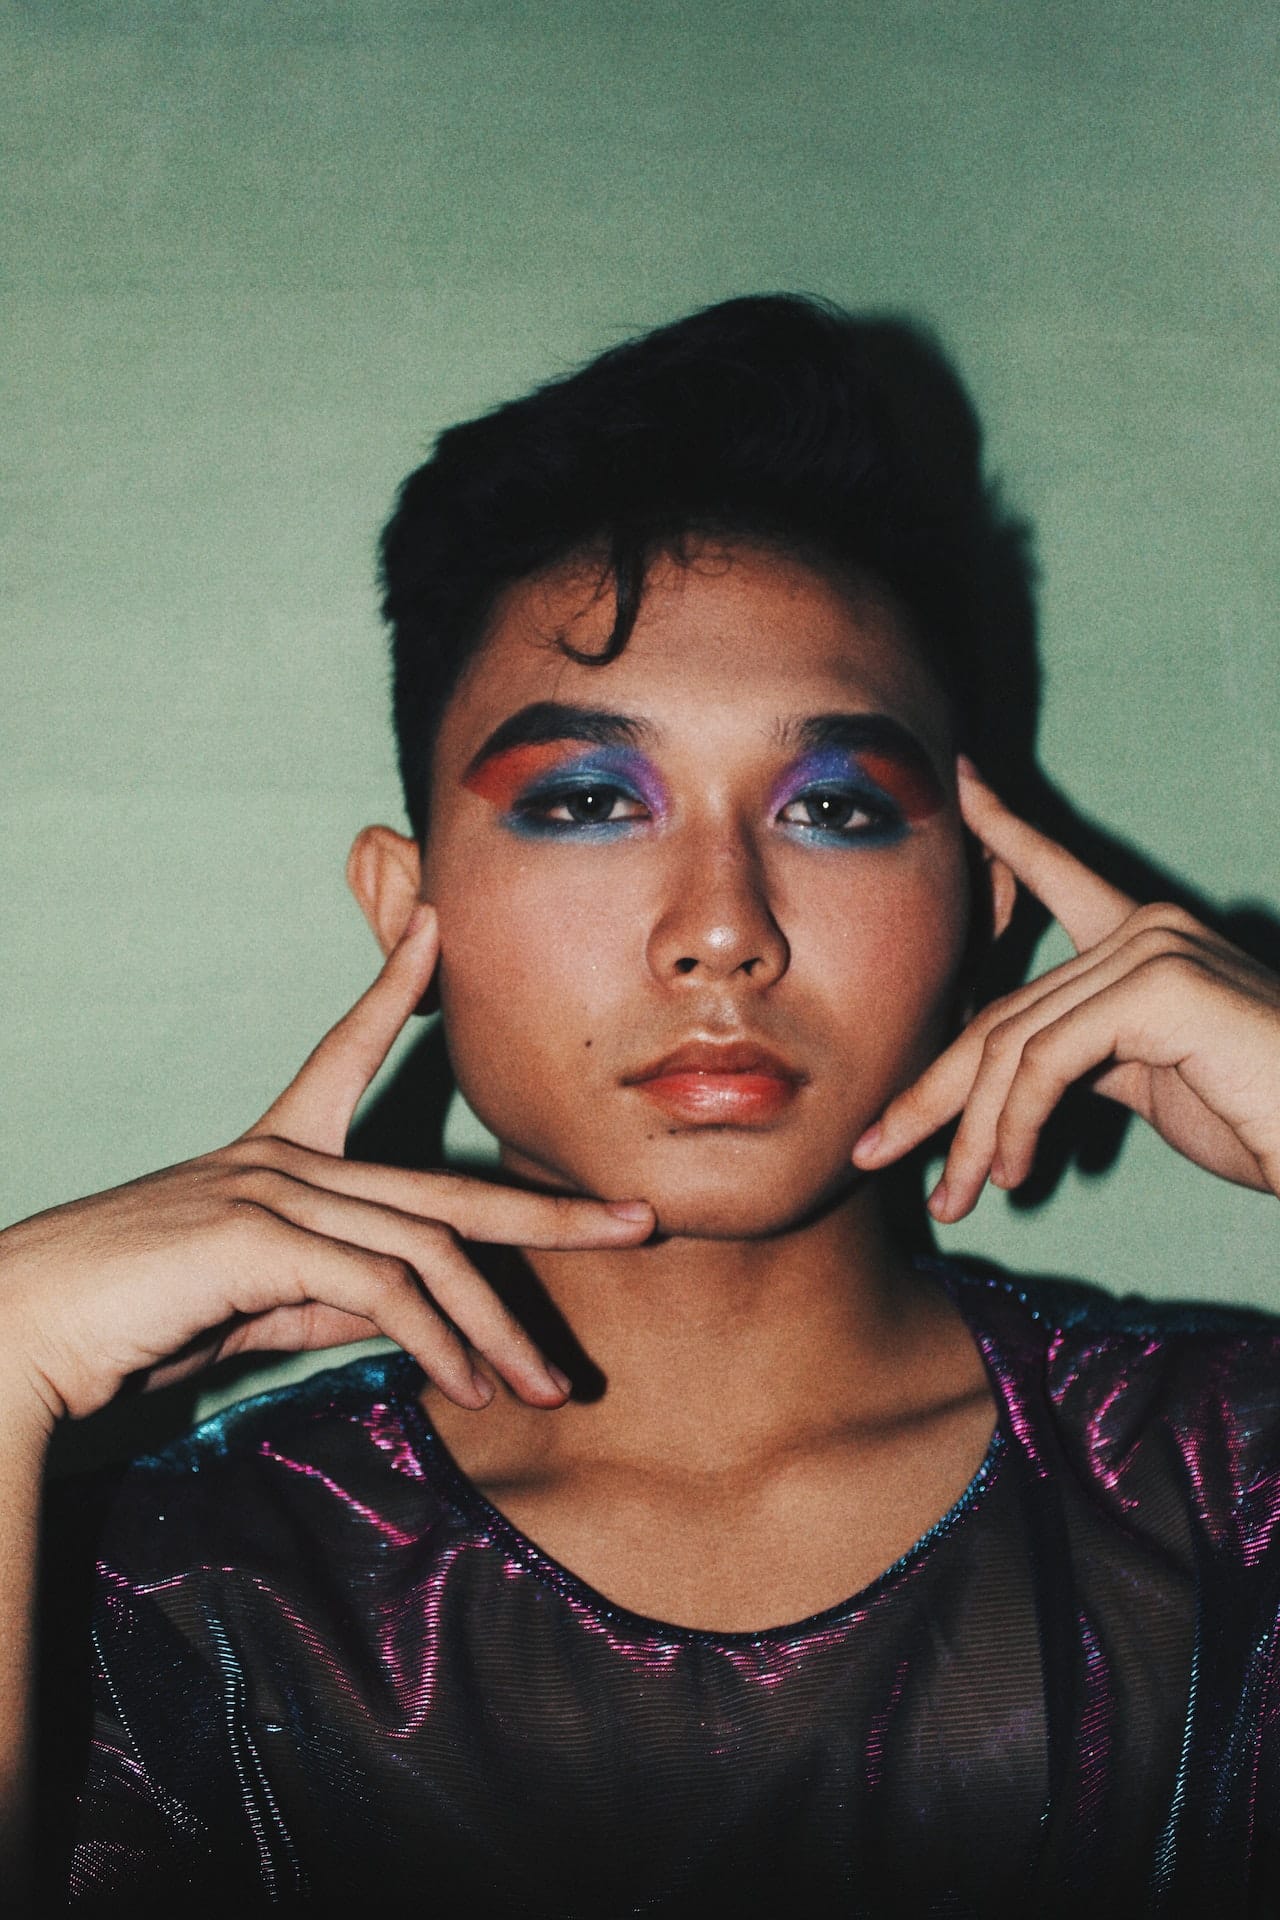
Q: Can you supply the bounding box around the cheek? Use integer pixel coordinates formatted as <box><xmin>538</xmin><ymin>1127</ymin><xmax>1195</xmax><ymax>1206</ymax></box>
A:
<box><xmin>790</xmin><ymin>842</ymin><xmax>970</xmax><ymax>1040</ymax></box>
<box><xmin>429</xmin><ymin>846</ymin><xmax>632</xmax><ymax>1062</ymax></box>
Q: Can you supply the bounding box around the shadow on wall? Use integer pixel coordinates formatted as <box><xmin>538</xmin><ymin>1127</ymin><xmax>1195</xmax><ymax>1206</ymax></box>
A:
<box><xmin>48</xmin><ymin>318</ymin><xmax>1280</xmax><ymax>1473</ymax></box>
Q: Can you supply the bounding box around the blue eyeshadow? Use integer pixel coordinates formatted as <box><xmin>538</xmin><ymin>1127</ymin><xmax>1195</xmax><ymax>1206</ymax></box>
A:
<box><xmin>770</xmin><ymin>748</ymin><xmax>911</xmax><ymax>845</ymax></box>
<box><xmin>502</xmin><ymin>746</ymin><xmax>666</xmax><ymax>838</ymax></box>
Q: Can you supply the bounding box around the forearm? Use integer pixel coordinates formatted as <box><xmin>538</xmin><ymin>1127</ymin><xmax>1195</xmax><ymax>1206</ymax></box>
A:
<box><xmin>0</xmin><ymin>1381</ymin><xmax>55</xmax><ymax>1912</ymax></box>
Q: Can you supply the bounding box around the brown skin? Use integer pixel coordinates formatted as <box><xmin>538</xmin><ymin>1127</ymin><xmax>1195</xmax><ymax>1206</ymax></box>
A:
<box><xmin>347</xmin><ymin>543</ymin><xmax>1012</xmax><ymax>1629</ymax></box>
<box><xmin>5</xmin><ymin>549</ymin><xmax>1273</xmax><ymax>1883</ymax></box>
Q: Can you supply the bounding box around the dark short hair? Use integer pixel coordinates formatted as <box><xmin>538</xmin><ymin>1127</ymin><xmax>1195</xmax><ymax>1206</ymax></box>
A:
<box><xmin>379</xmin><ymin>293</ymin><xmax>1037</xmax><ymax>841</ymax></box>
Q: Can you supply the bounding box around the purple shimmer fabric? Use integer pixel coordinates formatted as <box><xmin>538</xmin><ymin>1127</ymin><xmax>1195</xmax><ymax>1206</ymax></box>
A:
<box><xmin>40</xmin><ymin>1263</ymin><xmax>1280</xmax><ymax>1916</ymax></box>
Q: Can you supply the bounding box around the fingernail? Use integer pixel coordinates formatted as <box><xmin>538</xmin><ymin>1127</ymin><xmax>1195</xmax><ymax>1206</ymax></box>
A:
<box><xmin>956</xmin><ymin>754</ymin><xmax>978</xmax><ymax>780</ymax></box>
<box><xmin>852</xmin><ymin>1125</ymin><xmax>883</xmax><ymax>1164</ymax></box>
<box><xmin>990</xmin><ymin>1158</ymin><xmax>1007</xmax><ymax>1187</ymax></box>
<box><xmin>607</xmin><ymin>1200</ymin><xmax>652</xmax><ymax>1222</ymax></box>
<box><xmin>405</xmin><ymin>902</ymin><xmax>431</xmax><ymax>936</ymax></box>
<box><xmin>928</xmin><ymin>1180</ymin><xmax>950</xmax><ymax>1219</ymax></box>
<box><xmin>470</xmin><ymin>1368</ymin><xmax>494</xmax><ymax>1405</ymax></box>
<box><xmin>546</xmin><ymin>1364</ymin><xmax>572</xmax><ymax>1396</ymax></box>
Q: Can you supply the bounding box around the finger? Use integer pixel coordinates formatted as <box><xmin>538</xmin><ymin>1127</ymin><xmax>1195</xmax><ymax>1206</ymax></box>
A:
<box><xmin>221</xmin><ymin>1302</ymin><xmax>383</xmax><ymax>1357</ymax></box>
<box><xmin>234</xmin><ymin>1207</ymin><xmax>492</xmax><ymax>1408</ymax></box>
<box><xmin>854</xmin><ymin>937</ymin><xmax>1130</xmax><ymax>1178</ymax></box>
<box><xmin>147</xmin><ymin>1303</ymin><xmax>385</xmax><ymax>1386</ymax></box>
<box><xmin>934</xmin><ymin>979</ymin><xmax>1156</xmax><ymax>1219</ymax></box>
<box><xmin>929</xmin><ymin>946</ymin><xmax>1246</xmax><ymax>1218</ymax></box>
<box><xmin>916</xmin><ymin>936</ymin><xmax>1186</xmax><ymax>1210</ymax></box>
<box><xmin>957</xmin><ymin>758</ymin><xmax>1136</xmax><ymax>951</ymax></box>
<box><xmin>997</xmin><ymin>1013</ymin><xmax>1266</xmax><ymax>1190</ymax></box>
<box><xmin>854</xmin><ymin>910</ymin><xmax>1242</xmax><ymax>1170</ymax></box>
<box><xmin>230</xmin><ymin>1144</ymin><xmax>655</xmax><ymax>1249</ymax></box>
<box><xmin>248</xmin><ymin>904</ymin><xmax>439</xmax><ymax>1156</ymax></box>
<box><xmin>853</xmin><ymin>1016</ymin><xmax>991</xmax><ymax>1171</ymax></box>
<box><xmin>237</xmin><ymin>1170</ymin><xmax>573</xmax><ymax>1403</ymax></box>
<box><xmin>924</xmin><ymin>984</ymin><xmax>1105</xmax><ymax>1223</ymax></box>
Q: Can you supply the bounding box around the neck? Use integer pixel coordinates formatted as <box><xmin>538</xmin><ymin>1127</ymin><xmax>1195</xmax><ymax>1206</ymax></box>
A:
<box><xmin>456</xmin><ymin>1179</ymin><xmax>959</xmax><ymax>1475</ymax></box>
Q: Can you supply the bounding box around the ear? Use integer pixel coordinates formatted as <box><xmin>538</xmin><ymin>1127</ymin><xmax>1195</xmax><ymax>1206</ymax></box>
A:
<box><xmin>346</xmin><ymin>825</ymin><xmax>439</xmax><ymax>1014</ymax></box>
<box><xmin>954</xmin><ymin>844</ymin><xmax>1020</xmax><ymax>1031</ymax></box>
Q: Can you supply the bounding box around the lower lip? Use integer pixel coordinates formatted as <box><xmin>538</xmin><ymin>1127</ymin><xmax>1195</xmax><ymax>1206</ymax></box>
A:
<box><xmin>630</xmin><ymin>1071</ymin><xmax>799</xmax><ymax>1125</ymax></box>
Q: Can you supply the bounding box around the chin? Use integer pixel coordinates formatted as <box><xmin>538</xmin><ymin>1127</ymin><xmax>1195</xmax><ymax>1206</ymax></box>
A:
<box><xmin>503</xmin><ymin>1126</ymin><xmax>863</xmax><ymax>1241</ymax></box>
<box><xmin>647</xmin><ymin>1166</ymin><xmax>862</xmax><ymax>1240</ymax></box>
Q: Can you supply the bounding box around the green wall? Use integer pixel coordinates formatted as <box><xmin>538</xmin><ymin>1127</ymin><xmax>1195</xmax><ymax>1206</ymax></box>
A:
<box><xmin>5</xmin><ymin>2</ymin><xmax>1277</xmax><ymax>1426</ymax></box>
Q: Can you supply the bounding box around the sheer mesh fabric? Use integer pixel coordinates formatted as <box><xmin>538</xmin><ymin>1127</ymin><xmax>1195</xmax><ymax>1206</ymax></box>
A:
<box><xmin>40</xmin><ymin>1263</ymin><xmax>1280</xmax><ymax>1916</ymax></box>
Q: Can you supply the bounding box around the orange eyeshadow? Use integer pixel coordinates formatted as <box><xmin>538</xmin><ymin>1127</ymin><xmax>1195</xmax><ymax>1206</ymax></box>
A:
<box><xmin>462</xmin><ymin>741</ymin><xmax>580</xmax><ymax>810</ymax></box>
<box><xmin>856</xmin><ymin>750</ymin><xmax>944</xmax><ymax>823</ymax></box>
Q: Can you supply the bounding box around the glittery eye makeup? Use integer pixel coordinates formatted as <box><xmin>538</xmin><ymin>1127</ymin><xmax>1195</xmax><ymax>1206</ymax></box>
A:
<box><xmin>464</xmin><ymin>740</ymin><xmax>667</xmax><ymax>838</ymax></box>
<box><xmin>460</xmin><ymin>703</ymin><xmax>944</xmax><ymax>848</ymax></box>
<box><xmin>769</xmin><ymin>743</ymin><xmax>943</xmax><ymax>845</ymax></box>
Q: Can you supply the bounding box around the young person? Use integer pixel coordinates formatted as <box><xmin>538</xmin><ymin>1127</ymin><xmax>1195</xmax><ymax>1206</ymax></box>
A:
<box><xmin>2</xmin><ymin>296</ymin><xmax>1278</xmax><ymax>1915</ymax></box>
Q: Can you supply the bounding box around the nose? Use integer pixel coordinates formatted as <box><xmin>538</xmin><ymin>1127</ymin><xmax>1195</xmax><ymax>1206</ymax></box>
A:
<box><xmin>646</xmin><ymin>830</ymin><xmax>790</xmax><ymax>989</ymax></box>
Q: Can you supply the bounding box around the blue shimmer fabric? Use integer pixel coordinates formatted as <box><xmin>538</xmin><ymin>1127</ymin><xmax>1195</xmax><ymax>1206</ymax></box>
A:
<box><xmin>41</xmin><ymin>1263</ymin><xmax>1280</xmax><ymax>1916</ymax></box>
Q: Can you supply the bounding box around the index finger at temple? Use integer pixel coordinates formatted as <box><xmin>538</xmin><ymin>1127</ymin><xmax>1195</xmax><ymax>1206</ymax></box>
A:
<box><xmin>958</xmin><ymin>763</ymin><xmax>1134</xmax><ymax>952</ymax></box>
<box><xmin>248</xmin><ymin>905</ymin><xmax>439</xmax><ymax>1155</ymax></box>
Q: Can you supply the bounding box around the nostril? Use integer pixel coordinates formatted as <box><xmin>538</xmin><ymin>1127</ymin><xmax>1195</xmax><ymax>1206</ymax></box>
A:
<box><xmin>674</xmin><ymin>957</ymin><xmax>698</xmax><ymax>974</ymax></box>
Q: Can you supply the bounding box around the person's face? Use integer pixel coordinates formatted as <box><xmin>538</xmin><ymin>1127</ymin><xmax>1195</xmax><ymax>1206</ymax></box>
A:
<box><xmin>367</xmin><ymin>543</ymin><xmax>985</xmax><ymax>1239</ymax></box>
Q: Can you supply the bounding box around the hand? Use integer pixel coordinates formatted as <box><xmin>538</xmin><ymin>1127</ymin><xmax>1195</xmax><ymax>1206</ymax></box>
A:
<box><xmin>853</xmin><ymin>761</ymin><xmax>1280</xmax><ymax>1220</ymax></box>
<box><xmin>0</xmin><ymin>906</ymin><xmax>654</xmax><ymax>1430</ymax></box>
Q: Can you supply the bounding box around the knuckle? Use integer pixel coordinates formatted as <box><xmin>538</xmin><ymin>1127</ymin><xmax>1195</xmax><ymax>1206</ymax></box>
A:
<box><xmin>221</xmin><ymin>1196</ymin><xmax>276</xmax><ymax>1242</ymax></box>
<box><xmin>232</xmin><ymin>1130</ymin><xmax>288</xmax><ymax>1162</ymax></box>
<box><xmin>982</xmin><ymin>1021</ymin><xmax>1021</xmax><ymax>1066</ymax></box>
<box><xmin>973</xmin><ymin>990</ymin><xmax>1020</xmax><ymax>1030</ymax></box>
<box><xmin>230</xmin><ymin>1166</ymin><xmax>288</xmax><ymax>1205</ymax></box>
<box><xmin>413</xmin><ymin>1221</ymin><xmax>458</xmax><ymax>1262</ymax></box>
<box><xmin>218</xmin><ymin>1135</ymin><xmax>262</xmax><ymax>1166</ymax></box>
<box><xmin>1125</xmin><ymin>901</ymin><xmax>1166</xmax><ymax>934</ymax></box>
<box><xmin>1133</xmin><ymin>901</ymin><xmax>1199</xmax><ymax>938</ymax></box>
<box><xmin>1019</xmin><ymin>1030</ymin><xmax>1059</xmax><ymax>1078</ymax></box>
<box><xmin>1135</xmin><ymin>949</ymin><xmax>1204</xmax><ymax>991</ymax></box>
<box><xmin>366</xmin><ymin>1251</ymin><xmax>414</xmax><ymax>1295</ymax></box>
<box><xmin>424</xmin><ymin>1215</ymin><xmax>459</xmax><ymax>1248</ymax></box>
<box><xmin>1127</xmin><ymin>924</ymin><xmax>1192</xmax><ymax>966</ymax></box>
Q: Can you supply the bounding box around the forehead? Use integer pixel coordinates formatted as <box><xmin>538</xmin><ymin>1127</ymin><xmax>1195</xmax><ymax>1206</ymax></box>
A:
<box><xmin>435</xmin><ymin>542</ymin><xmax>951</xmax><ymax>775</ymax></box>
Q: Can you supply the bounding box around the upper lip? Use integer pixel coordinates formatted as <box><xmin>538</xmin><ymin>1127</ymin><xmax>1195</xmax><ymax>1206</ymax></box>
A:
<box><xmin>623</xmin><ymin>1038</ymin><xmax>806</xmax><ymax>1085</ymax></box>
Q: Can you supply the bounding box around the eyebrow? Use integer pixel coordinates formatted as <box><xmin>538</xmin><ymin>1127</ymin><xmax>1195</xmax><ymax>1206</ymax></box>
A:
<box><xmin>463</xmin><ymin>702</ymin><xmax>657</xmax><ymax>779</ymax></box>
<box><xmin>463</xmin><ymin>701</ymin><xmax>937</xmax><ymax>779</ymax></box>
<box><xmin>773</xmin><ymin>712</ymin><xmax>937</xmax><ymax>769</ymax></box>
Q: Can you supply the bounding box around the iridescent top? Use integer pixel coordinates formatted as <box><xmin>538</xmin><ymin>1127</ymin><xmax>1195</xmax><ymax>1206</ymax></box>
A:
<box><xmin>41</xmin><ymin>1263</ymin><xmax>1280</xmax><ymax>1916</ymax></box>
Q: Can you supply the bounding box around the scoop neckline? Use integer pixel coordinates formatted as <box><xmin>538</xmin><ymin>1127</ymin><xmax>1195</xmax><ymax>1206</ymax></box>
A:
<box><xmin>394</xmin><ymin>1256</ymin><xmax>1009</xmax><ymax>1648</ymax></box>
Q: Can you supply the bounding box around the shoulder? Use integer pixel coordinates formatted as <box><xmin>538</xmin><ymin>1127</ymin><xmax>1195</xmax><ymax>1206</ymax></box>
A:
<box><xmin>941</xmin><ymin>1260</ymin><xmax>1280</xmax><ymax>1555</ymax></box>
<box><xmin>56</xmin><ymin>1350</ymin><xmax>444</xmax><ymax>1586</ymax></box>
<box><xmin>943</xmin><ymin>1256</ymin><xmax>1280</xmax><ymax>1372</ymax></box>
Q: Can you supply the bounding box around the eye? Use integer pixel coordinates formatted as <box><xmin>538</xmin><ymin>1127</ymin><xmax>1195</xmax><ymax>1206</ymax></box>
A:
<box><xmin>526</xmin><ymin>783</ymin><xmax>650</xmax><ymax>826</ymax></box>
<box><xmin>779</xmin><ymin>789</ymin><xmax>892</xmax><ymax>835</ymax></box>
